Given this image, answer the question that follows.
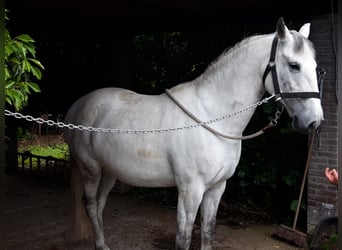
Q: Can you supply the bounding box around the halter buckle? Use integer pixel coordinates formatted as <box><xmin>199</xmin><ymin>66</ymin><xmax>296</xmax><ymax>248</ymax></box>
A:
<box><xmin>274</xmin><ymin>94</ymin><xmax>282</xmax><ymax>102</ymax></box>
<box><xmin>268</xmin><ymin>61</ymin><xmax>276</xmax><ymax>68</ymax></box>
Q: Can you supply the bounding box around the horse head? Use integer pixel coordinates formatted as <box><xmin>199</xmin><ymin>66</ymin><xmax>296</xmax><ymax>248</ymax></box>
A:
<box><xmin>263</xmin><ymin>18</ymin><xmax>324</xmax><ymax>134</ymax></box>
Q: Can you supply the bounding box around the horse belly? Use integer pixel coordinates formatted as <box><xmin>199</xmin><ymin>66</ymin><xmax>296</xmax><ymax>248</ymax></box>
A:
<box><xmin>95</xmin><ymin>141</ymin><xmax>176</xmax><ymax>187</ymax></box>
<box><xmin>107</xmin><ymin>160</ymin><xmax>175</xmax><ymax>187</ymax></box>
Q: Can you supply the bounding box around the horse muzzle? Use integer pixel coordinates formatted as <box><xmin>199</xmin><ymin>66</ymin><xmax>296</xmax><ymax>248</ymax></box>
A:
<box><xmin>292</xmin><ymin>115</ymin><xmax>323</xmax><ymax>134</ymax></box>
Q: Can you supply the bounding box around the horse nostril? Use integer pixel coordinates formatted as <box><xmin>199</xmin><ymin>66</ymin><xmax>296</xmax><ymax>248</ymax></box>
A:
<box><xmin>308</xmin><ymin>121</ymin><xmax>317</xmax><ymax>132</ymax></box>
<box><xmin>309</xmin><ymin>121</ymin><xmax>317</xmax><ymax>130</ymax></box>
<box><xmin>292</xmin><ymin>116</ymin><xmax>318</xmax><ymax>134</ymax></box>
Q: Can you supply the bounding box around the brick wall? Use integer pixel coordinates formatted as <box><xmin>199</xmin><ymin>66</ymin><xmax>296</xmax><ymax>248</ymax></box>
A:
<box><xmin>307</xmin><ymin>14</ymin><xmax>339</xmax><ymax>234</ymax></box>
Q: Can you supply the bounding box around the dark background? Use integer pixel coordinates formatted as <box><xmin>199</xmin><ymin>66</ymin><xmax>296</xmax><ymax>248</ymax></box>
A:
<box><xmin>4</xmin><ymin>0</ymin><xmax>338</xmax><ymax>227</ymax></box>
<box><xmin>5</xmin><ymin>0</ymin><xmax>337</xmax><ymax>116</ymax></box>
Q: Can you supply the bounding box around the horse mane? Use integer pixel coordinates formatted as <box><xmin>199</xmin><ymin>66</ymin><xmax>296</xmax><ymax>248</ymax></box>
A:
<box><xmin>199</xmin><ymin>30</ymin><xmax>315</xmax><ymax>82</ymax></box>
<box><xmin>199</xmin><ymin>34</ymin><xmax>269</xmax><ymax>81</ymax></box>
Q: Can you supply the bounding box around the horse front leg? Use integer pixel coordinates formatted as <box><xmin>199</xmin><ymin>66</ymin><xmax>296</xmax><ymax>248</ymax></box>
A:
<box><xmin>176</xmin><ymin>184</ymin><xmax>204</xmax><ymax>250</ymax></box>
<box><xmin>200</xmin><ymin>181</ymin><xmax>226</xmax><ymax>250</ymax></box>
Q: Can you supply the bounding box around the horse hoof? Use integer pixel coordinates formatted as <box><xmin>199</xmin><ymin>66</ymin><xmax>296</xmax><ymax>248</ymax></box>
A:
<box><xmin>95</xmin><ymin>245</ymin><xmax>110</xmax><ymax>250</ymax></box>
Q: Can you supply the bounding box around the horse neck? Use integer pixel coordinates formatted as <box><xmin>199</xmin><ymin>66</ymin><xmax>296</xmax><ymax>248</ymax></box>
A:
<box><xmin>193</xmin><ymin>34</ymin><xmax>274</xmax><ymax>132</ymax></box>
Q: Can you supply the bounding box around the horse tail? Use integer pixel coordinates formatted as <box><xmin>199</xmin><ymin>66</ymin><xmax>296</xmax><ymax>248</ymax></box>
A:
<box><xmin>70</xmin><ymin>157</ymin><xmax>93</xmax><ymax>239</ymax></box>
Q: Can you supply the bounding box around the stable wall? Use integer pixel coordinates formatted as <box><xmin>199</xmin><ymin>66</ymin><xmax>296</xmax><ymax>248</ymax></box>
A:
<box><xmin>307</xmin><ymin>13</ymin><xmax>339</xmax><ymax>234</ymax></box>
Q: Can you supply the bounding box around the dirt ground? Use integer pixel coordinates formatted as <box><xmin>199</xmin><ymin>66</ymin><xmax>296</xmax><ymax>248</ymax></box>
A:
<box><xmin>3</xmin><ymin>172</ymin><xmax>304</xmax><ymax>250</ymax></box>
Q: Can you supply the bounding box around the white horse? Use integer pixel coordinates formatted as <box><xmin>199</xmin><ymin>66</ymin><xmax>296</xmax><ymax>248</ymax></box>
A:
<box><xmin>64</xmin><ymin>18</ymin><xmax>323</xmax><ymax>250</ymax></box>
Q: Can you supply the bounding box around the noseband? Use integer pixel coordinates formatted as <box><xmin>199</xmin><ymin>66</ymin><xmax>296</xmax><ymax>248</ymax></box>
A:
<box><xmin>262</xmin><ymin>37</ymin><xmax>321</xmax><ymax>102</ymax></box>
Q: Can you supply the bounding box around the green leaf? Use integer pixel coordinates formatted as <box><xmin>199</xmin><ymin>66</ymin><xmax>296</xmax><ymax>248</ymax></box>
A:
<box><xmin>30</xmin><ymin>65</ymin><xmax>42</xmax><ymax>79</ymax></box>
<box><xmin>26</xmin><ymin>82</ymin><xmax>41</xmax><ymax>92</ymax></box>
<box><xmin>290</xmin><ymin>200</ymin><xmax>298</xmax><ymax>211</ymax></box>
<box><xmin>12</xmin><ymin>41</ymin><xmax>27</xmax><ymax>58</ymax></box>
<box><xmin>28</xmin><ymin>58</ymin><xmax>44</xmax><ymax>69</ymax></box>
<box><xmin>15</xmin><ymin>34</ymin><xmax>34</xmax><ymax>43</ymax></box>
<box><xmin>22</xmin><ymin>59</ymin><xmax>31</xmax><ymax>73</ymax></box>
<box><xmin>5</xmin><ymin>80</ymin><xmax>16</xmax><ymax>89</ymax></box>
<box><xmin>8</xmin><ymin>57</ymin><xmax>21</xmax><ymax>65</ymax></box>
<box><xmin>20</xmin><ymin>44</ymin><xmax>28</xmax><ymax>58</ymax></box>
<box><xmin>5</xmin><ymin>67</ymin><xmax>10</xmax><ymax>80</ymax></box>
<box><xmin>5</xmin><ymin>9</ymin><xmax>9</xmax><ymax>21</ymax></box>
<box><xmin>25</xmin><ymin>43</ymin><xmax>37</xmax><ymax>57</ymax></box>
<box><xmin>5</xmin><ymin>43</ymin><xmax>16</xmax><ymax>57</ymax></box>
<box><xmin>26</xmin><ymin>46</ymin><xmax>36</xmax><ymax>57</ymax></box>
<box><xmin>5</xmin><ymin>28</ymin><xmax>11</xmax><ymax>41</ymax></box>
<box><xmin>18</xmin><ymin>82</ymin><xmax>30</xmax><ymax>94</ymax></box>
<box><xmin>5</xmin><ymin>96</ymin><xmax>13</xmax><ymax>105</ymax></box>
<box><xmin>290</xmin><ymin>199</ymin><xmax>306</xmax><ymax>211</ymax></box>
<box><xmin>12</xmin><ymin>64</ymin><xmax>22</xmax><ymax>79</ymax></box>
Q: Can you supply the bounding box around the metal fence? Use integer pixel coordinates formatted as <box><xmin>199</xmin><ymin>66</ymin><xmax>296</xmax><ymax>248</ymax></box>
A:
<box><xmin>17</xmin><ymin>151</ymin><xmax>70</xmax><ymax>182</ymax></box>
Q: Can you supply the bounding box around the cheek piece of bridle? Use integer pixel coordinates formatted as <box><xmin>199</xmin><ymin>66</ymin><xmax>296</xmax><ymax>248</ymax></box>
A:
<box><xmin>262</xmin><ymin>36</ymin><xmax>321</xmax><ymax>104</ymax></box>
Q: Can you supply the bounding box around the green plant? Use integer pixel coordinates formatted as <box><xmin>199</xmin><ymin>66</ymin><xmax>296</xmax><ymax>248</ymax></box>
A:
<box><xmin>19</xmin><ymin>143</ymin><xmax>69</xmax><ymax>160</ymax></box>
<box><xmin>5</xmin><ymin>9</ymin><xmax>44</xmax><ymax>111</ymax></box>
<box><xmin>133</xmin><ymin>32</ymin><xmax>204</xmax><ymax>94</ymax></box>
<box><xmin>323</xmin><ymin>233</ymin><xmax>337</xmax><ymax>250</ymax></box>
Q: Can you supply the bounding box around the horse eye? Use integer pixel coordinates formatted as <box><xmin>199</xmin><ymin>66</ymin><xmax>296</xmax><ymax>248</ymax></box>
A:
<box><xmin>289</xmin><ymin>62</ymin><xmax>300</xmax><ymax>72</ymax></box>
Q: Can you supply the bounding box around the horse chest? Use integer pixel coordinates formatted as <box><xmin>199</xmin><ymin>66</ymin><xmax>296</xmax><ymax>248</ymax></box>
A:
<box><xmin>169</xmin><ymin>139</ymin><xmax>242</xmax><ymax>183</ymax></box>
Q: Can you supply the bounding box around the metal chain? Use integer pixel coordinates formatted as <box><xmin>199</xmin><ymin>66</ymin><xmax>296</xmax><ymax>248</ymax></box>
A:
<box><xmin>4</xmin><ymin>94</ymin><xmax>275</xmax><ymax>134</ymax></box>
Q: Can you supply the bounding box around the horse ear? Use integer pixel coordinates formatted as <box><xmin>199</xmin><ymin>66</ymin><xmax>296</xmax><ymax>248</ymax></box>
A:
<box><xmin>299</xmin><ymin>23</ymin><xmax>311</xmax><ymax>38</ymax></box>
<box><xmin>276</xmin><ymin>17</ymin><xmax>290</xmax><ymax>40</ymax></box>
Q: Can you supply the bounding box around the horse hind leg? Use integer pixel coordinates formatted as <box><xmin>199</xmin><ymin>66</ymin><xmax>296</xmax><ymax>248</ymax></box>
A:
<box><xmin>70</xmin><ymin>158</ymin><xmax>93</xmax><ymax>240</ymax></box>
<box><xmin>78</xmin><ymin>160</ymin><xmax>110</xmax><ymax>250</ymax></box>
<box><xmin>97</xmin><ymin>169</ymin><xmax>116</xmax><ymax>232</ymax></box>
<box><xmin>200</xmin><ymin>181</ymin><xmax>226</xmax><ymax>250</ymax></box>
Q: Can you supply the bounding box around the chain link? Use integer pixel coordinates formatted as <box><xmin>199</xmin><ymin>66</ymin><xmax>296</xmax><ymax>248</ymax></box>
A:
<box><xmin>4</xmin><ymin>95</ymin><xmax>275</xmax><ymax>134</ymax></box>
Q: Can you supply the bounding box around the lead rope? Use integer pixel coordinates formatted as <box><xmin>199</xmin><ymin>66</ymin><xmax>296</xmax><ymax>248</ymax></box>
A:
<box><xmin>292</xmin><ymin>130</ymin><xmax>317</xmax><ymax>230</ymax></box>
<box><xmin>165</xmin><ymin>89</ymin><xmax>282</xmax><ymax>140</ymax></box>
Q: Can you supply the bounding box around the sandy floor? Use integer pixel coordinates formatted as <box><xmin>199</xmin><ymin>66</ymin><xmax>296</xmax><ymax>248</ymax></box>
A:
<box><xmin>4</xmin><ymin>174</ymin><xmax>302</xmax><ymax>250</ymax></box>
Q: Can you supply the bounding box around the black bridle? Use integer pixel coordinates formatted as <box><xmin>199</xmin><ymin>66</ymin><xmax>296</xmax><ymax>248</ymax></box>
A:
<box><xmin>262</xmin><ymin>36</ymin><xmax>321</xmax><ymax>102</ymax></box>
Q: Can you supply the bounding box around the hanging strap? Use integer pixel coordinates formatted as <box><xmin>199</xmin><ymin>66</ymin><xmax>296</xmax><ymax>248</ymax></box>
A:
<box><xmin>165</xmin><ymin>89</ymin><xmax>280</xmax><ymax>140</ymax></box>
